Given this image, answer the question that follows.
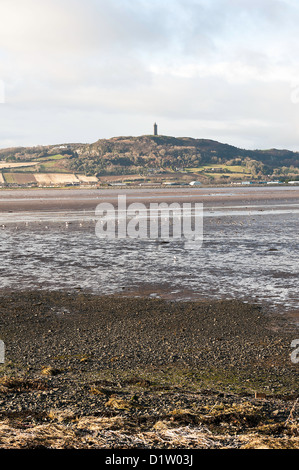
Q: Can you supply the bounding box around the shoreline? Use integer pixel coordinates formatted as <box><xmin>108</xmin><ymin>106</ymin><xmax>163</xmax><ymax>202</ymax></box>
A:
<box><xmin>0</xmin><ymin>289</ymin><xmax>298</xmax><ymax>449</ymax></box>
<box><xmin>0</xmin><ymin>185</ymin><xmax>298</xmax><ymax>448</ymax></box>
<box><xmin>0</xmin><ymin>186</ymin><xmax>299</xmax><ymax>212</ymax></box>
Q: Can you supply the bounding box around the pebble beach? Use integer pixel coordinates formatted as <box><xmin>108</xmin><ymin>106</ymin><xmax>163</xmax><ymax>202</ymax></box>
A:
<box><xmin>0</xmin><ymin>186</ymin><xmax>298</xmax><ymax>449</ymax></box>
<box><xmin>0</xmin><ymin>290</ymin><xmax>298</xmax><ymax>449</ymax></box>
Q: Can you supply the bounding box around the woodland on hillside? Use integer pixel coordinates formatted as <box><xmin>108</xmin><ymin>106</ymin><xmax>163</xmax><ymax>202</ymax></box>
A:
<box><xmin>0</xmin><ymin>136</ymin><xmax>299</xmax><ymax>181</ymax></box>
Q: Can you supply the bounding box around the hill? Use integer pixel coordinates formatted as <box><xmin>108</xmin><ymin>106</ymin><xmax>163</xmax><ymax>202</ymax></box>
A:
<box><xmin>0</xmin><ymin>135</ymin><xmax>299</xmax><ymax>185</ymax></box>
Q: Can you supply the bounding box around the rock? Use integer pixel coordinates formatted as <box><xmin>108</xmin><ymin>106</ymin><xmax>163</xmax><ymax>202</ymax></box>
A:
<box><xmin>105</xmin><ymin>397</ymin><xmax>132</xmax><ymax>410</ymax></box>
<box><xmin>41</xmin><ymin>366</ymin><xmax>62</xmax><ymax>376</ymax></box>
<box><xmin>254</xmin><ymin>392</ymin><xmax>267</xmax><ymax>399</ymax></box>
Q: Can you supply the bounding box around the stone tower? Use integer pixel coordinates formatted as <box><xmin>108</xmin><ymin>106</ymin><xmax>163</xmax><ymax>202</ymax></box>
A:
<box><xmin>154</xmin><ymin>122</ymin><xmax>158</xmax><ymax>136</ymax></box>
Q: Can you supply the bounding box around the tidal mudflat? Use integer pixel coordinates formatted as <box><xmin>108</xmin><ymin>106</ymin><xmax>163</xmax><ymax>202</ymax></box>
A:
<box><xmin>0</xmin><ymin>186</ymin><xmax>298</xmax><ymax>315</ymax></box>
<box><xmin>0</xmin><ymin>186</ymin><xmax>298</xmax><ymax>448</ymax></box>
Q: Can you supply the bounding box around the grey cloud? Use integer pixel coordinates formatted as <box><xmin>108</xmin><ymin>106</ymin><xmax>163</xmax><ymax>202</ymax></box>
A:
<box><xmin>1</xmin><ymin>0</ymin><xmax>299</xmax><ymax>149</ymax></box>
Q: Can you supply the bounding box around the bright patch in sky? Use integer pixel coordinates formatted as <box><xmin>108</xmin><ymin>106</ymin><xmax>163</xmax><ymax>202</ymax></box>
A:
<box><xmin>1</xmin><ymin>0</ymin><xmax>299</xmax><ymax>149</ymax></box>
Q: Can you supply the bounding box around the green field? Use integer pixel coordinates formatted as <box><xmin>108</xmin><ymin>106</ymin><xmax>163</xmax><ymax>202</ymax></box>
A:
<box><xmin>34</xmin><ymin>154</ymin><xmax>66</xmax><ymax>162</ymax></box>
<box><xmin>3</xmin><ymin>173</ymin><xmax>16</xmax><ymax>184</ymax></box>
<box><xmin>39</xmin><ymin>160</ymin><xmax>65</xmax><ymax>169</ymax></box>
<box><xmin>186</xmin><ymin>164</ymin><xmax>250</xmax><ymax>174</ymax></box>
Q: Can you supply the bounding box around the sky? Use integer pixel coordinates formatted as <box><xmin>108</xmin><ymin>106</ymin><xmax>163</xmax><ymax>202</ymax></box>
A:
<box><xmin>1</xmin><ymin>0</ymin><xmax>299</xmax><ymax>150</ymax></box>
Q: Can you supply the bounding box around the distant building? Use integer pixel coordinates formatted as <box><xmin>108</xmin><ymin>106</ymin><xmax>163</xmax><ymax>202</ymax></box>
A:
<box><xmin>154</xmin><ymin>122</ymin><xmax>158</xmax><ymax>136</ymax></box>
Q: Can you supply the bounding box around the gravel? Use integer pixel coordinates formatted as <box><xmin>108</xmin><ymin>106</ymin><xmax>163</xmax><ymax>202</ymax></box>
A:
<box><xmin>0</xmin><ymin>290</ymin><xmax>297</xmax><ymax>433</ymax></box>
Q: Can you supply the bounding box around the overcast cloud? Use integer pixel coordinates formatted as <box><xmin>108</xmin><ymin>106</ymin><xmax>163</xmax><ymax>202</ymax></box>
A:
<box><xmin>1</xmin><ymin>0</ymin><xmax>299</xmax><ymax>149</ymax></box>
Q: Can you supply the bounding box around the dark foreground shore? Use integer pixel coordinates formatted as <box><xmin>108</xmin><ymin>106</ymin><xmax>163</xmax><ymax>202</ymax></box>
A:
<box><xmin>0</xmin><ymin>290</ymin><xmax>298</xmax><ymax>449</ymax></box>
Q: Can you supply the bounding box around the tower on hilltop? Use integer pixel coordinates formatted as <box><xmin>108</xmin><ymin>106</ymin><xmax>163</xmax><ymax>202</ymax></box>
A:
<box><xmin>154</xmin><ymin>122</ymin><xmax>158</xmax><ymax>136</ymax></box>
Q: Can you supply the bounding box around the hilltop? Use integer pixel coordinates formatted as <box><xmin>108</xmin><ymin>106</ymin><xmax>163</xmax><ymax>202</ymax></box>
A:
<box><xmin>0</xmin><ymin>135</ymin><xmax>299</xmax><ymax>186</ymax></box>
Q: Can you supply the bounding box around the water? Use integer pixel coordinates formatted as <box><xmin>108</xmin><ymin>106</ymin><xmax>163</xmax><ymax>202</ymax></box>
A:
<box><xmin>0</xmin><ymin>195</ymin><xmax>298</xmax><ymax>314</ymax></box>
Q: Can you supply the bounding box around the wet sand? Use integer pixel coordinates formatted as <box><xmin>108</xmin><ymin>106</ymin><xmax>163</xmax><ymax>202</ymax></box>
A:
<box><xmin>0</xmin><ymin>186</ymin><xmax>299</xmax><ymax>212</ymax></box>
<box><xmin>0</xmin><ymin>185</ymin><xmax>298</xmax><ymax>319</ymax></box>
